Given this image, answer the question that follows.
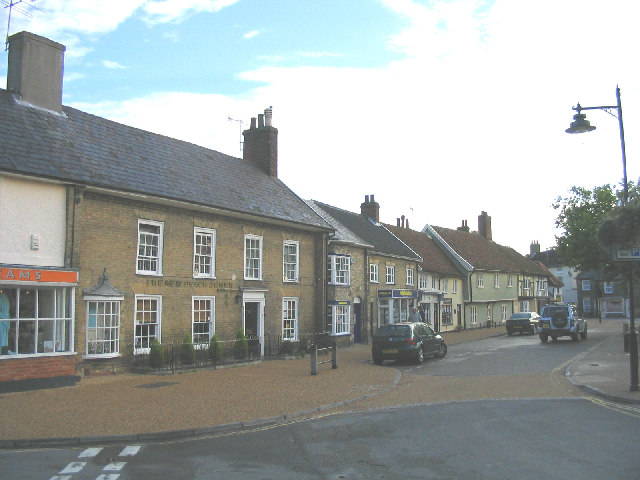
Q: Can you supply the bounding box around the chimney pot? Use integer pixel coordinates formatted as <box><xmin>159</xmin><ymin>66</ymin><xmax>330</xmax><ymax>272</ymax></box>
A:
<box><xmin>243</xmin><ymin>108</ymin><xmax>278</xmax><ymax>178</ymax></box>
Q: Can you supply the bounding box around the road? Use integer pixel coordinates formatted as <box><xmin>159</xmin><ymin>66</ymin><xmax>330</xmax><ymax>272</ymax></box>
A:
<box><xmin>2</xmin><ymin>326</ymin><xmax>639</xmax><ymax>479</ymax></box>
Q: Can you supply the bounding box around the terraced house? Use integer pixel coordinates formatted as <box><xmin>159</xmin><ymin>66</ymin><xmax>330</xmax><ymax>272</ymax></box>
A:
<box><xmin>0</xmin><ymin>32</ymin><xmax>332</xmax><ymax>391</ymax></box>
<box><xmin>424</xmin><ymin>212</ymin><xmax>555</xmax><ymax>328</ymax></box>
<box><xmin>307</xmin><ymin>196</ymin><xmax>422</xmax><ymax>342</ymax></box>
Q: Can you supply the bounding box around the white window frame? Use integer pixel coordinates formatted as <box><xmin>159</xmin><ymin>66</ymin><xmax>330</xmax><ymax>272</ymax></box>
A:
<box><xmin>86</xmin><ymin>299</ymin><xmax>121</xmax><ymax>357</ymax></box>
<box><xmin>283</xmin><ymin>241</ymin><xmax>299</xmax><ymax>283</ymax></box>
<box><xmin>193</xmin><ymin>227</ymin><xmax>216</xmax><ymax>279</ymax></box>
<box><xmin>406</xmin><ymin>268</ymin><xmax>414</xmax><ymax>286</ymax></box>
<box><xmin>328</xmin><ymin>303</ymin><xmax>350</xmax><ymax>335</ymax></box>
<box><xmin>386</xmin><ymin>266</ymin><xmax>395</xmax><ymax>285</ymax></box>
<box><xmin>523</xmin><ymin>277</ymin><xmax>531</xmax><ymax>291</ymax></box>
<box><xmin>136</xmin><ymin>219</ymin><xmax>164</xmax><ymax>276</ymax></box>
<box><xmin>582</xmin><ymin>280</ymin><xmax>591</xmax><ymax>291</ymax></box>
<box><xmin>508</xmin><ymin>275</ymin><xmax>513</xmax><ymax>287</ymax></box>
<box><xmin>470</xmin><ymin>306</ymin><xmax>478</xmax><ymax>325</ymax></box>
<box><xmin>134</xmin><ymin>294</ymin><xmax>162</xmax><ymax>354</ymax></box>
<box><xmin>583</xmin><ymin>297</ymin><xmax>592</xmax><ymax>313</ymax></box>
<box><xmin>282</xmin><ymin>297</ymin><xmax>299</xmax><ymax>341</ymax></box>
<box><xmin>442</xmin><ymin>279</ymin><xmax>448</xmax><ymax>293</ymax></box>
<box><xmin>328</xmin><ymin>254</ymin><xmax>350</xmax><ymax>286</ymax></box>
<box><xmin>244</xmin><ymin>234</ymin><xmax>263</xmax><ymax>280</ymax></box>
<box><xmin>418</xmin><ymin>273</ymin><xmax>428</xmax><ymax>290</ymax></box>
<box><xmin>192</xmin><ymin>296</ymin><xmax>215</xmax><ymax>347</ymax></box>
<box><xmin>370</xmin><ymin>263</ymin><xmax>379</xmax><ymax>283</ymax></box>
<box><xmin>494</xmin><ymin>274</ymin><xmax>500</xmax><ymax>288</ymax></box>
<box><xmin>604</xmin><ymin>281</ymin><xmax>614</xmax><ymax>294</ymax></box>
<box><xmin>476</xmin><ymin>274</ymin><xmax>484</xmax><ymax>288</ymax></box>
<box><xmin>431</xmin><ymin>275</ymin><xmax>438</xmax><ymax>289</ymax></box>
<box><xmin>501</xmin><ymin>305</ymin><xmax>507</xmax><ymax>322</ymax></box>
<box><xmin>453</xmin><ymin>279</ymin><xmax>458</xmax><ymax>294</ymax></box>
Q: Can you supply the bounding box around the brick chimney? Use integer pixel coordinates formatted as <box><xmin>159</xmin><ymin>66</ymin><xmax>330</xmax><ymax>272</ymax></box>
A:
<box><xmin>360</xmin><ymin>194</ymin><xmax>380</xmax><ymax>222</ymax></box>
<box><xmin>243</xmin><ymin>107</ymin><xmax>278</xmax><ymax>178</ymax></box>
<box><xmin>457</xmin><ymin>220</ymin><xmax>470</xmax><ymax>232</ymax></box>
<box><xmin>7</xmin><ymin>31</ymin><xmax>66</xmax><ymax>114</ymax></box>
<box><xmin>478</xmin><ymin>211</ymin><xmax>492</xmax><ymax>241</ymax></box>
<box><xmin>530</xmin><ymin>240</ymin><xmax>541</xmax><ymax>257</ymax></box>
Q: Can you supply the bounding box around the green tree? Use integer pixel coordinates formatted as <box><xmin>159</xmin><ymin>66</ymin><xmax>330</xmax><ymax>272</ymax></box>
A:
<box><xmin>553</xmin><ymin>182</ymin><xmax>638</xmax><ymax>275</ymax></box>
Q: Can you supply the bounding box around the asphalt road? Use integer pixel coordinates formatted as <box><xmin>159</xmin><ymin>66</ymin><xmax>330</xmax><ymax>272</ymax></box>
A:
<box><xmin>3</xmin><ymin>328</ymin><xmax>638</xmax><ymax>480</ymax></box>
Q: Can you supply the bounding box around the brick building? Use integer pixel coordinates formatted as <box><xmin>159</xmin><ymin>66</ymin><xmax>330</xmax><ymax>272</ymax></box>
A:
<box><xmin>0</xmin><ymin>32</ymin><xmax>331</xmax><ymax>391</ymax></box>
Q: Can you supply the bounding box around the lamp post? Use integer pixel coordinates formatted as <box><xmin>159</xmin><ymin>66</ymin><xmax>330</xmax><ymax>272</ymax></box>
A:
<box><xmin>566</xmin><ymin>86</ymin><xmax>638</xmax><ymax>392</ymax></box>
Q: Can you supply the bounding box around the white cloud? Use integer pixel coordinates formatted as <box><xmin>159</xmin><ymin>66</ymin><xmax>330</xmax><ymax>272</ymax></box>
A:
<box><xmin>142</xmin><ymin>0</ymin><xmax>241</xmax><ymax>23</ymax></box>
<box><xmin>102</xmin><ymin>60</ymin><xmax>129</xmax><ymax>69</ymax></box>
<box><xmin>61</xmin><ymin>0</ymin><xmax>640</xmax><ymax>254</ymax></box>
<box><xmin>243</xmin><ymin>29</ymin><xmax>260</xmax><ymax>39</ymax></box>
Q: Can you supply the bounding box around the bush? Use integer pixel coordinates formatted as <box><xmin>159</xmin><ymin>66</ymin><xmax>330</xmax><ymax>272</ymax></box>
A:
<box><xmin>208</xmin><ymin>333</ymin><xmax>222</xmax><ymax>363</ymax></box>
<box><xmin>280</xmin><ymin>340</ymin><xmax>299</xmax><ymax>355</ymax></box>
<box><xmin>233</xmin><ymin>328</ymin><xmax>248</xmax><ymax>359</ymax></box>
<box><xmin>149</xmin><ymin>339</ymin><xmax>164</xmax><ymax>369</ymax></box>
<box><xmin>180</xmin><ymin>334</ymin><xmax>196</xmax><ymax>365</ymax></box>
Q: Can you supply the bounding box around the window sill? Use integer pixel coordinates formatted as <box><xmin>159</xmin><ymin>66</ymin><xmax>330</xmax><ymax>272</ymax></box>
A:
<box><xmin>330</xmin><ymin>332</ymin><xmax>350</xmax><ymax>337</ymax></box>
<box><xmin>84</xmin><ymin>353</ymin><xmax>120</xmax><ymax>359</ymax></box>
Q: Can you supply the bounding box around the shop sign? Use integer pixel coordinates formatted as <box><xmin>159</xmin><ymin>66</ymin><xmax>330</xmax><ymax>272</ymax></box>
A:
<box><xmin>328</xmin><ymin>300</ymin><xmax>350</xmax><ymax>305</ymax></box>
<box><xmin>378</xmin><ymin>289</ymin><xmax>418</xmax><ymax>299</ymax></box>
<box><xmin>443</xmin><ymin>297</ymin><xmax>452</xmax><ymax>305</ymax></box>
<box><xmin>0</xmin><ymin>267</ymin><xmax>78</xmax><ymax>283</ymax></box>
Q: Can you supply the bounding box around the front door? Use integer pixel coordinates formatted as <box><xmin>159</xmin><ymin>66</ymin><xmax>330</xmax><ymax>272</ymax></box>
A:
<box><xmin>243</xmin><ymin>293</ymin><xmax>265</xmax><ymax>356</ymax></box>
<box><xmin>353</xmin><ymin>303</ymin><xmax>362</xmax><ymax>343</ymax></box>
<box><xmin>244</xmin><ymin>302</ymin><xmax>259</xmax><ymax>338</ymax></box>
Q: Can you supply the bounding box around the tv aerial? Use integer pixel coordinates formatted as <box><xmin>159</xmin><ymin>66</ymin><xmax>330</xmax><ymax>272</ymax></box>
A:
<box><xmin>2</xmin><ymin>0</ymin><xmax>46</xmax><ymax>50</ymax></box>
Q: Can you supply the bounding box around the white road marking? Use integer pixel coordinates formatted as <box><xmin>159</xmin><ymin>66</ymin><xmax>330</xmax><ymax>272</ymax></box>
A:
<box><xmin>119</xmin><ymin>445</ymin><xmax>141</xmax><ymax>456</ymax></box>
<box><xmin>104</xmin><ymin>462</ymin><xmax>127</xmax><ymax>471</ymax></box>
<box><xmin>95</xmin><ymin>475</ymin><xmax>120</xmax><ymax>480</ymax></box>
<box><xmin>59</xmin><ymin>462</ymin><xmax>86</xmax><ymax>474</ymax></box>
<box><xmin>79</xmin><ymin>447</ymin><xmax>104</xmax><ymax>458</ymax></box>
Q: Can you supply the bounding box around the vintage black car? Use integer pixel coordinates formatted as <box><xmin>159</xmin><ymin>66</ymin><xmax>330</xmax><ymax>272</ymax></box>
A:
<box><xmin>505</xmin><ymin>312</ymin><xmax>540</xmax><ymax>335</ymax></box>
<box><xmin>372</xmin><ymin>322</ymin><xmax>447</xmax><ymax>365</ymax></box>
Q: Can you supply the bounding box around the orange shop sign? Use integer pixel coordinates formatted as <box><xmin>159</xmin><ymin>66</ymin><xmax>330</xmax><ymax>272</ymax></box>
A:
<box><xmin>0</xmin><ymin>267</ymin><xmax>78</xmax><ymax>283</ymax></box>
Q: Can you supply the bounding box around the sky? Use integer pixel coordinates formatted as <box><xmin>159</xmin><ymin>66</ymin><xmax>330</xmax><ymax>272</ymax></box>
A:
<box><xmin>1</xmin><ymin>0</ymin><xmax>638</xmax><ymax>256</ymax></box>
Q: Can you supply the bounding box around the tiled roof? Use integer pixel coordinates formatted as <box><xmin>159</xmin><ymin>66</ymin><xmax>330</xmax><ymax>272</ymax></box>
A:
<box><xmin>0</xmin><ymin>90</ymin><xmax>332</xmax><ymax>231</ymax></box>
<box><xmin>431</xmin><ymin>225</ymin><xmax>549</xmax><ymax>275</ymax></box>
<box><xmin>384</xmin><ymin>225</ymin><xmax>463</xmax><ymax>277</ymax></box>
<box><xmin>310</xmin><ymin>201</ymin><xmax>421</xmax><ymax>260</ymax></box>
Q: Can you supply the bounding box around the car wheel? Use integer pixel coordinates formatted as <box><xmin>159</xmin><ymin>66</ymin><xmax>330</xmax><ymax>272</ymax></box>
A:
<box><xmin>373</xmin><ymin>355</ymin><xmax>383</xmax><ymax>365</ymax></box>
<box><xmin>571</xmin><ymin>332</ymin><xmax>579</xmax><ymax>342</ymax></box>
<box><xmin>436</xmin><ymin>343</ymin><xmax>447</xmax><ymax>358</ymax></box>
<box><xmin>539</xmin><ymin>334</ymin><xmax>548</xmax><ymax>343</ymax></box>
<box><xmin>507</xmin><ymin>331</ymin><xmax>513</xmax><ymax>336</ymax></box>
<box><xmin>551</xmin><ymin>336</ymin><xmax>558</xmax><ymax>342</ymax></box>
<box><xmin>580</xmin><ymin>325</ymin><xmax>587</xmax><ymax>340</ymax></box>
<box><xmin>415</xmin><ymin>347</ymin><xmax>424</xmax><ymax>364</ymax></box>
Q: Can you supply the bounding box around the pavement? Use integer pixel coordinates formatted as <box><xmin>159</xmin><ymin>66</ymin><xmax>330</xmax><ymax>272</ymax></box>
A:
<box><xmin>0</xmin><ymin>318</ymin><xmax>637</xmax><ymax>449</ymax></box>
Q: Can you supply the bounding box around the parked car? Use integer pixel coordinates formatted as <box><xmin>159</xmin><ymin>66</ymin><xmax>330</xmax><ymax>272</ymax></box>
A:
<box><xmin>372</xmin><ymin>322</ymin><xmax>447</xmax><ymax>365</ymax></box>
<box><xmin>538</xmin><ymin>303</ymin><xmax>587</xmax><ymax>342</ymax></box>
<box><xmin>505</xmin><ymin>312</ymin><xmax>540</xmax><ymax>336</ymax></box>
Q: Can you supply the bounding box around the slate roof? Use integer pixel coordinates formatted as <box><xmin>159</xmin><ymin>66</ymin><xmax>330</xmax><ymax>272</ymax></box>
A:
<box><xmin>0</xmin><ymin>89</ymin><xmax>332</xmax><ymax>231</ymax></box>
<box><xmin>384</xmin><ymin>225</ymin><xmax>463</xmax><ymax>277</ymax></box>
<box><xmin>430</xmin><ymin>225</ymin><xmax>549</xmax><ymax>276</ymax></box>
<box><xmin>309</xmin><ymin>201</ymin><xmax>421</xmax><ymax>260</ymax></box>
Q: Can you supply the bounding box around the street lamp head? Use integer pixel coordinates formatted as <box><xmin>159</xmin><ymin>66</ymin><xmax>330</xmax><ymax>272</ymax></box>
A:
<box><xmin>566</xmin><ymin>111</ymin><xmax>596</xmax><ymax>134</ymax></box>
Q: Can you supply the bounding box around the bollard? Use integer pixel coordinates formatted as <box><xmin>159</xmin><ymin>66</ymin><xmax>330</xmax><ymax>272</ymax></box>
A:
<box><xmin>311</xmin><ymin>342</ymin><xmax>337</xmax><ymax>375</ymax></box>
<box><xmin>311</xmin><ymin>344</ymin><xmax>318</xmax><ymax>375</ymax></box>
<box><xmin>332</xmin><ymin>341</ymin><xmax>338</xmax><ymax>369</ymax></box>
<box><xmin>623</xmin><ymin>322</ymin><xmax>629</xmax><ymax>353</ymax></box>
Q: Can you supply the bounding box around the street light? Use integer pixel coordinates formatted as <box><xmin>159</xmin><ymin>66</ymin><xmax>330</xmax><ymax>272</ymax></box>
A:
<box><xmin>566</xmin><ymin>86</ymin><xmax>638</xmax><ymax>392</ymax></box>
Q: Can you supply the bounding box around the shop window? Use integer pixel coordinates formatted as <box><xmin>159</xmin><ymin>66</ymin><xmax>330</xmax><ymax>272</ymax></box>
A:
<box><xmin>134</xmin><ymin>295</ymin><xmax>161</xmax><ymax>353</ymax></box>
<box><xmin>137</xmin><ymin>220</ymin><xmax>163</xmax><ymax>275</ymax></box>
<box><xmin>0</xmin><ymin>287</ymin><xmax>73</xmax><ymax>356</ymax></box>
<box><xmin>192</xmin><ymin>296</ymin><xmax>214</xmax><ymax>347</ymax></box>
<box><xmin>194</xmin><ymin>228</ymin><xmax>215</xmax><ymax>278</ymax></box>
<box><xmin>283</xmin><ymin>297</ymin><xmax>298</xmax><ymax>340</ymax></box>
<box><xmin>328</xmin><ymin>303</ymin><xmax>350</xmax><ymax>335</ymax></box>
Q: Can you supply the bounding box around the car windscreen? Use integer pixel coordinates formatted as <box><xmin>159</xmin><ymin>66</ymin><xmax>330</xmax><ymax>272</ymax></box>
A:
<box><xmin>377</xmin><ymin>325</ymin><xmax>411</xmax><ymax>337</ymax></box>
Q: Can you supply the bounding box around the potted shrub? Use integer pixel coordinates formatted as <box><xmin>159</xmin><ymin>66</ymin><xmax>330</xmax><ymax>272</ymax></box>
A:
<box><xmin>233</xmin><ymin>328</ymin><xmax>248</xmax><ymax>360</ymax></box>
<box><xmin>180</xmin><ymin>334</ymin><xmax>196</xmax><ymax>365</ymax></box>
<box><xmin>149</xmin><ymin>338</ymin><xmax>164</xmax><ymax>369</ymax></box>
<box><xmin>208</xmin><ymin>333</ymin><xmax>222</xmax><ymax>363</ymax></box>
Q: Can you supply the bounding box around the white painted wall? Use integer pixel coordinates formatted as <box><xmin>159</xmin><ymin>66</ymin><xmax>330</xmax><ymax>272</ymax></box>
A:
<box><xmin>0</xmin><ymin>175</ymin><xmax>66</xmax><ymax>266</ymax></box>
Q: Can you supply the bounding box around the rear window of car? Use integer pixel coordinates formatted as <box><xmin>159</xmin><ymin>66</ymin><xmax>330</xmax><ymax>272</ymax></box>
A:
<box><xmin>542</xmin><ymin>306</ymin><xmax>569</xmax><ymax>316</ymax></box>
<box><xmin>377</xmin><ymin>325</ymin><xmax>411</xmax><ymax>337</ymax></box>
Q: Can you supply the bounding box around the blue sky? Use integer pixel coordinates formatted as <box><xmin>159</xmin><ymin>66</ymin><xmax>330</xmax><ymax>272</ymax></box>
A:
<box><xmin>1</xmin><ymin>0</ymin><xmax>639</xmax><ymax>255</ymax></box>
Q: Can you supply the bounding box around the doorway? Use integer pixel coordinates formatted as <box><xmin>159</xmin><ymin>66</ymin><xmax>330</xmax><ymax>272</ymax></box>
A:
<box><xmin>242</xmin><ymin>292</ymin><xmax>265</xmax><ymax>357</ymax></box>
